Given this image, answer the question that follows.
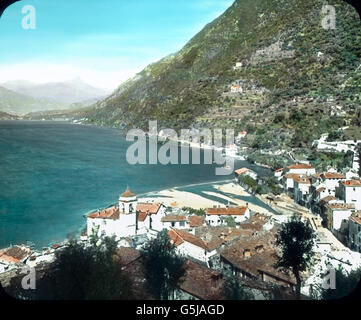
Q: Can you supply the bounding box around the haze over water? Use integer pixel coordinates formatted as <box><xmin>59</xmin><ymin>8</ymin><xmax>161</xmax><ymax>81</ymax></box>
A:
<box><xmin>0</xmin><ymin>121</ymin><xmax>269</xmax><ymax>249</ymax></box>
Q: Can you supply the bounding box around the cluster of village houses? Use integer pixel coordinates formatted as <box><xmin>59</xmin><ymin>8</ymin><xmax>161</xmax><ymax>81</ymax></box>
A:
<box><xmin>1</xmin><ymin>172</ymin><xmax>360</xmax><ymax>299</ymax></box>
<box><xmin>1</xmin><ymin>138</ymin><xmax>361</xmax><ymax>299</ymax></box>
<box><xmin>273</xmin><ymin>138</ymin><xmax>361</xmax><ymax>253</ymax></box>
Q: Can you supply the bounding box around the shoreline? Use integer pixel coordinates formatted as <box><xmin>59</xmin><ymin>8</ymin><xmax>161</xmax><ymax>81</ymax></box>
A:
<box><xmin>0</xmin><ymin>179</ymin><xmax>277</xmax><ymax>251</ymax></box>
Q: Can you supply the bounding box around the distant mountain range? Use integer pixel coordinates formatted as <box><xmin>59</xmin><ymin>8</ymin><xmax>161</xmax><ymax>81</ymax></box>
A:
<box><xmin>0</xmin><ymin>78</ymin><xmax>109</xmax><ymax>115</ymax></box>
<box><xmin>1</xmin><ymin>78</ymin><xmax>109</xmax><ymax>104</ymax></box>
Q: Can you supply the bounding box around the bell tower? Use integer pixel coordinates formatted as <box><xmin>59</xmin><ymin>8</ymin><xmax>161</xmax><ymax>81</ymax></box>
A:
<box><xmin>118</xmin><ymin>188</ymin><xmax>137</xmax><ymax>214</ymax></box>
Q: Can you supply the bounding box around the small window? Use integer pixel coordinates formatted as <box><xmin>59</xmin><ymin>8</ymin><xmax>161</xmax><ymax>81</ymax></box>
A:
<box><xmin>180</xmin><ymin>221</ymin><xmax>185</xmax><ymax>227</ymax></box>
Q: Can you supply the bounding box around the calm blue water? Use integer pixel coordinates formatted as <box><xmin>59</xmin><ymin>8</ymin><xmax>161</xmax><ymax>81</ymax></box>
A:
<box><xmin>0</xmin><ymin>121</ymin><xmax>270</xmax><ymax>249</ymax></box>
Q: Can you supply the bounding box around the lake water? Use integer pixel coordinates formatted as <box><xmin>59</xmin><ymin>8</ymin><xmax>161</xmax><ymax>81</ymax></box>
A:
<box><xmin>0</xmin><ymin>121</ymin><xmax>270</xmax><ymax>249</ymax></box>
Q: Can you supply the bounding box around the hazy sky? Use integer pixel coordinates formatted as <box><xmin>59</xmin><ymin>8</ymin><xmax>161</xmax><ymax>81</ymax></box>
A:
<box><xmin>0</xmin><ymin>0</ymin><xmax>233</xmax><ymax>91</ymax></box>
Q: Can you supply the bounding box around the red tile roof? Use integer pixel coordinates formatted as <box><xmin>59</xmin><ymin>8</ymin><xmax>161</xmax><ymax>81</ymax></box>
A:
<box><xmin>284</xmin><ymin>173</ymin><xmax>299</xmax><ymax>179</ymax></box>
<box><xmin>322</xmin><ymin>172</ymin><xmax>345</xmax><ymax>179</ymax></box>
<box><xmin>189</xmin><ymin>215</ymin><xmax>205</xmax><ymax>228</ymax></box>
<box><xmin>320</xmin><ymin>196</ymin><xmax>336</xmax><ymax>204</ymax></box>
<box><xmin>169</xmin><ymin>229</ymin><xmax>210</xmax><ymax>251</ymax></box>
<box><xmin>293</xmin><ymin>175</ymin><xmax>311</xmax><ymax>185</ymax></box>
<box><xmin>234</xmin><ymin>168</ymin><xmax>249</xmax><ymax>175</ymax></box>
<box><xmin>137</xmin><ymin>203</ymin><xmax>161</xmax><ymax>215</ymax></box>
<box><xmin>116</xmin><ymin>247</ymin><xmax>141</xmax><ymax>267</ymax></box>
<box><xmin>350</xmin><ymin>212</ymin><xmax>361</xmax><ymax>225</ymax></box>
<box><xmin>205</xmin><ymin>207</ymin><xmax>248</xmax><ymax>216</ymax></box>
<box><xmin>239</xmin><ymin>213</ymin><xmax>271</xmax><ymax>231</ymax></box>
<box><xmin>161</xmin><ymin>215</ymin><xmax>187</xmax><ymax>223</ymax></box>
<box><xmin>0</xmin><ymin>246</ymin><xmax>32</xmax><ymax>264</ymax></box>
<box><xmin>342</xmin><ymin>180</ymin><xmax>361</xmax><ymax>187</ymax></box>
<box><xmin>179</xmin><ymin>260</ymin><xmax>225</xmax><ymax>300</ymax></box>
<box><xmin>195</xmin><ymin>226</ymin><xmax>252</xmax><ymax>251</ymax></box>
<box><xmin>168</xmin><ymin>229</ymin><xmax>185</xmax><ymax>247</ymax></box>
<box><xmin>137</xmin><ymin>203</ymin><xmax>162</xmax><ymax>221</ymax></box>
<box><xmin>88</xmin><ymin>206</ymin><xmax>120</xmax><ymax>219</ymax></box>
<box><xmin>221</xmin><ymin>229</ymin><xmax>297</xmax><ymax>285</ymax></box>
<box><xmin>121</xmin><ymin>189</ymin><xmax>136</xmax><ymax>198</ymax></box>
<box><xmin>326</xmin><ymin>203</ymin><xmax>355</xmax><ymax>210</ymax></box>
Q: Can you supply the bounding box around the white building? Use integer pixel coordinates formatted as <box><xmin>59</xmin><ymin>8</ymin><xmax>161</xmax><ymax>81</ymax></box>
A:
<box><xmin>233</xmin><ymin>62</ymin><xmax>243</xmax><ymax>70</ymax></box>
<box><xmin>274</xmin><ymin>168</ymin><xmax>284</xmax><ymax>180</ymax></box>
<box><xmin>293</xmin><ymin>175</ymin><xmax>311</xmax><ymax>205</ymax></box>
<box><xmin>326</xmin><ymin>203</ymin><xmax>355</xmax><ymax>242</ymax></box>
<box><xmin>338</xmin><ymin>180</ymin><xmax>361</xmax><ymax>210</ymax></box>
<box><xmin>168</xmin><ymin>229</ymin><xmax>218</xmax><ymax>268</ymax></box>
<box><xmin>205</xmin><ymin>206</ymin><xmax>250</xmax><ymax>226</ymax></box>
<box><xmin>283</xmin><ymin>173</ymin><xmax>298</xmax><ymax>191</ymax></box>
<box><xmin>230</xmin><ymin>84</ymin><xmax>243</xmax><ymax>93</ymax></box>
<box><xmin>161</xmin><ymin>215</ymin><xmax>189</xmax><ymax>230</ymax></box>
<box><xmin>320</xmin><ymin>172</ymin><xmax>346</xmax><ymax>194</ymax></box>
<box><xmin>286</xmin><ymin>163</ymin><xmax>316</xmax><ymax>176</ymax></box>
<box><xmin>137</xmin><ymin>202</ymin><xmax>166</xmax><ymax>233</ymax></box>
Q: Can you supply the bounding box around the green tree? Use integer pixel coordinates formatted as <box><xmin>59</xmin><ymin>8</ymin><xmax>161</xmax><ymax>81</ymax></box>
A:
<box><xmin>36</xmin><ymin>237</ymin><xmax>132</xmax><ymax>300</ymax></box>
<box><xmin>182</xmin><ymin>207</ymin><xmax>205</xmax><ymax>216</ymax></box>
<box><xmin>225</xmin><ymin>216</ymin><xmax>236</xmax><ymax>228</ymax></box>
<box><xmin>239</xmin><ymin>175</ymin><xmax>260</xmax><ymax>194</ymax></box>
<box><xmin>223</xmin><ymin>276</ymin><xmax>254</xmax><ymax>300</ymax></box>
<box><xmin>141</xmin><ymin>229</ymin><xmax>186</xmax><ymax>300</ymax></box>
<box><xmin>274</xmin><ymin>214</ymin><xmax>317</xmax><ymax>300</ymax></box>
